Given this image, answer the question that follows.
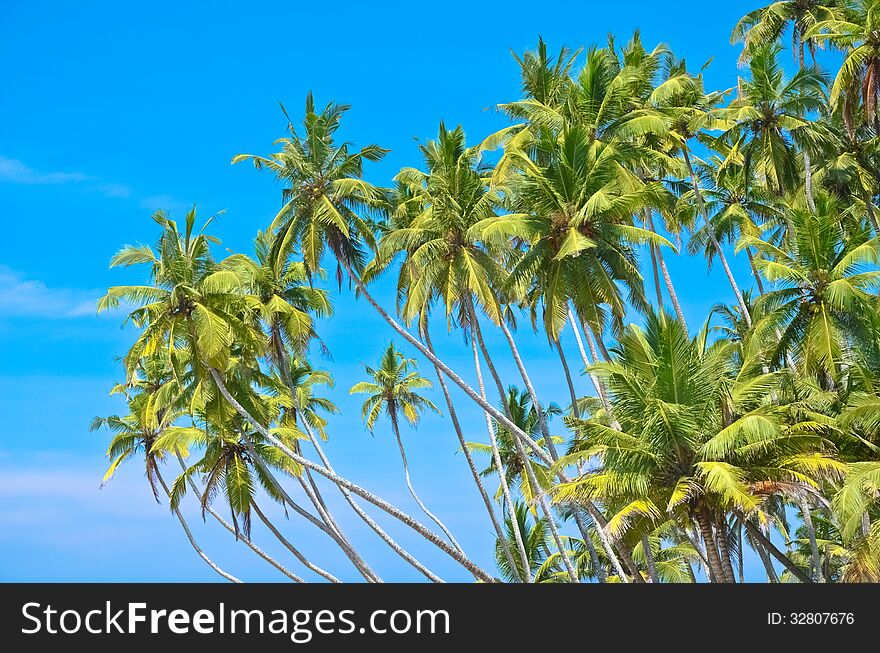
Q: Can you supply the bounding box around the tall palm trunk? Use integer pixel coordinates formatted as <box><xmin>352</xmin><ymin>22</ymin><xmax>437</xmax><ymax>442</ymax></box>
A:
<box><xmin>555</xmin><ymin>340</ymin><xmax>581</xmax><ymax>419</ymax></box>
<box><xmin>252</xmin><ymin>501</ymin><xmax>341</xmax><ymax>583</ymax></box>
<box><xmin>154</xmin><ymin>467</ymin><xmax>242</xmax><ymax>583</ymax></box>
<box><xmin>270</xmin><ymin>333</ymin><xmax>381</xmax><ymax>582</ymax></box>
<box><xmin>422</xmin><ymin>325</ymin><xmax>520</xmax><ymax>580</ymax></box>
<box><xmin>242</xmin><ymin>418</ymin><xmax>382</xmax><ymax>583</ymax></box>
<box><xmin>465</xmin><ymin>303</ymin><xmax>578</xmax><ymax>581</ymax></box>
<box><xmin>745</xmin><ymin>247</ymin><xmax>766</xmax><ymax>295</ymax></box>
<box><xmin>291</xmin><ymin>406</ymin><xmax>443</xmax><ymax>583</ymax></box>
<box><xmin>490</xmin><ymin>310</ymin><xmax>637</xmax><ymax>582</ymax></box>
<box><xmin>175</xmin><ymin>454</ymin><xmax>304</xmax><ymax>582</ymax></box>
<box><xmin>645</xmin><ymin>209</ymin><xmax>688</xmax><ymax>333</ymax></box>
<box><xmin>567</xmin><ymin>306</ymin><xmax>613</xmax><ymax>415</ymax></box>
<box><xmin>803</xmin><ymin>148</ymin><xmax>817</xmax><ymax>213</ymax></box>
<box><xmin>649</xmin><ymin>241</ymin><xmax>664</xmax><ymax>307</ymax></box>
<box><xmin>743</xmin><ymin>520</ymin><xmax>812</xmax><ymax>583</ymax></box>
<box><xmin>682</xmin><ymin>146</ymin><xmax>752</xmax><ymax>326</ymax></box>
<box><xmin>798</xmin><ymin>497</ymin><xmax>824</xmax><ymax>582</ymax></box>
<box><xmin>388</xmin><ymin>409</ymin><xmax>466</xmax><ymax>555</ymax></box>
<box><xmin>715</xmin><ymin>515</ymin><xmax>737</xmax><ymax>583</ymax></box>
<box><xmin>694</xmin><ymin>507</ymin><xmax>729</xmax><ymax>583</ymax></box>
<box><xmin>209</xmin><ymin>367</ymin><xmax>495</xmax><ymax>582</ymax></box>
<box><xmin>469</xmin><ymin>334</ymin><xmax>533</xmax><ymax>582</ymax></box>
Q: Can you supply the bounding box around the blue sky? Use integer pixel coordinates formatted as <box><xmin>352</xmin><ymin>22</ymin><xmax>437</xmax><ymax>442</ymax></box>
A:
<box><xmin>0</xmin><ymin>0</ymin><xmax>786</xmax><ymax>582</ymax></box>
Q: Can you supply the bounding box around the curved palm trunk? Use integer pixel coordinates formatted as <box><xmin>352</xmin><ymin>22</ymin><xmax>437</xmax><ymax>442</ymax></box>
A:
<box><xmin>389</xmin><ymin>410</ymin><xmax>466</xmax><ymax>556</ymax></box>
<box><xmin>803</xmin><ymin>148</ymin><xmax>817</xmax><ymax>213</ymax></box>
<box><xmin>154</xmin><ymin>467</ymin><xmax>242</xmax><ymax>583</ymax></box>
<box><xmin>491</xmin><ymin>312</ymin><xmax>636</xmax><ymax>582</ymax></box>
<box><xmin>243</xmin><ymin>431</ymin><xmax>382</xmax><ymax>583</ymax></box>
<box><xmin>251</xmin><ymin>501</ymin><xmax>341</xmax><ymax>583</ymax></box>
<box><xmin>293</xmin><ymin>410</ymin><xmax>444</xmax><ymax>583</ymax></box>
<box><xmin>470</xmin><ymin>334</ymin><xmax>533</xmax><ymax>582</ymax></box>
<box><xmin>745</xmin><ymin>247</ymin><xmax>766</xmax><ymax>295</ymax></box>
<box><xmin>209</xmin><ymin>368</ymin><xmax>495</xmax><ymax>582</ymax></box>
<box><xmin>422</xmin><ymin>325</ymin><xmax>518</xmax><ymax>580</ymax></box>
<box><xmin>648</xmin><ymin>241</ymin><xmax>664</xmax><ymax>307</ymax></box>
<box><xmin>798</xmin><ymin>497</ymin><xmax>824</xmax><ymax>583</ymax></box>
<box><xmin>269</xmin><ymin>335</ymin><xmax>381</xmax><ymax>583</ymax></box>
<box><xmin>682</xmin><ymin>146</ymin><xmax>752</xmax><ymax>327</ymax></box>
<box><xmin>466</xmin><ymin>304</ymin><xmax>578</xmax><ymax>582</ymax></box>
<box><xmin>567</xmin><ymin>306</ymin><xmax>612</xmax><ymax>412</ymax></box>
<box><xmin>339</xmin><ymin>259</ymin><xmax>542</xmax><ymax>459</ymax></box>
<box><xmin>642</xmin><ymin>534</ymin><xmax>659</xmax><ymax>583</ymax></box>
<box><xmin>744</xmin><ymin>520</ymin><xmax>812</xmax><ymax>583</ymax></box>
<box><xmin>737</xmin><ymin>524</ymin><xmax>745</xmax><ymax>583</ymax></box>
<box><xmin>175</xmin><ymin>454</ymin><xmax>304</xmax><ymax>582</ymax></box>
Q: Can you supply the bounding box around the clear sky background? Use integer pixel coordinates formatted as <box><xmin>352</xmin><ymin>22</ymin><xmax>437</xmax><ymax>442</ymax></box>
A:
<box><xmin>0</xmin><ymin>0</ymin><xmax>781</xmax><ymax>582</ymax></box>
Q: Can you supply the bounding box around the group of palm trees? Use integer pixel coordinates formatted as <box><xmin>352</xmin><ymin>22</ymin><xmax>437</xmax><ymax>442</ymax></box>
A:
<box><xmin>94</xmin><ymin>1</ymin><xmax>880</xmax><ymax>583</ymax></box>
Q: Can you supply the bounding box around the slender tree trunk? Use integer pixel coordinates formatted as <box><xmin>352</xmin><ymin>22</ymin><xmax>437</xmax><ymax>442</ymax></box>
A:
<box><xmin>715</xmin><ymin>515</ymin><xmax>737</xmax><ymax>583</ymax></box>
<box><xmin>252</xmin><ymin>501</ymin><xmax>341</xmax><ymax>583</ymax></box>
<box><xmin>243</xmin><ymin>429</ymin><xmax>382</xmax><ymax>583</ymax></box>
<box><xmin>745</xmin><ymin>247</ymin><xmax>766</xmax><ymax>295</ymax></box>
<box><xmin>590</xmin><ymin>325</ymin><xmax>612</xmax><ymax>362</ymax></box>
<box><xmin>486</xmin><ymin>308</ymin><xmax>636</xmax><ymax>582</ymax></box>
<box><xmin>737</xmin><ymin>524</ymin><xmax>745</xmax><ymax>583</ymax></box>
<box><xmin>209</xmin><ymin>367</ymin><xmax>495</xmax><ymax>582</ymax></box>
<box><xmin>389</xmin><ymin>410</ymin><xmax>465</xmax><ymax>555</ymax></box>
<box><xmin>175</xmin><ymin>454</ymin><xmax>304</xmax><ymax>582</ymax></box>
<box><xmin>270</xmin><ymin>334</ymin><xmax>380</xmax><ymax>582</ymax></box>
<box><xmin>470</xmin><ymin>333</ymin><xmax>533</xmax><ymax>582</ymax></box>
<box><xmin>556</xmin><ymin>340</ymin><xmax>581</xmax><ymax>419</ymax></box>
<box><xmin>422</xmin><ymin>325</ymin><xmax>519</xmax><ymax>580</ymax></box>
<box><xmin>292</xmin><ymin>408</ymin><xmax>443</xmax><ymax>583</ymax></box>
<box><xmin>683</xmin><ymin>146</ymin><xmax>752</xmax><ymax>326</ymax></box>
<box><xmin>757</xmin><ymin>540</ymin><xmax>779</xmax><ymax>583</ymax></box>
<box><xmin>744</xmin><ymin>521</ymin><xmax>813</xmax><ymax>583</ymax></box>
<box><xmin>642</xmin><ymin>534</ymin><xmax>659</xmax><ymax>583</ymax></box>
<box><xmin>646</xmin><ymin>209</ymin><xmax>688</xmax><ymax>333</ymax></box>
<box><xmin>649</xmin><ymin>241</ymin><xmax>664</xmax><ymax>307</ymax></box>
<box><xmin>338</xmin><ymin>259</ymin><xmax>539</xmax><ymax>458</ymax></box>
<box><xmin>154</xmin><ymin>467</ymin><xmax>242</xmax><ymax>583</ymax></box>
<box><xmin>695</xmin><ymin>507</ymin><xmax>729</xmax><ymax>583</ymax></box>
<box><xmin>567</xmin><ymin>306</ymin><xmax>616</xmax><ymax>421</ymax></box>
<box><xmin>798</xmin><ymin>497</ymin><xmax>824</xmax><ymax>583</ymax></box>
<box><xmin>803</xmin><ymin>148</ymin><xmax>817</xmax><ymax>213</ymax></box>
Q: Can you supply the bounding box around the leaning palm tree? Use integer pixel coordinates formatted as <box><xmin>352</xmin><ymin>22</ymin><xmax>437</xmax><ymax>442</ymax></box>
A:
<box><xmin>350</xmin><ymin>342</ymin><xmax>463</xmax><ymax>554</ymax></box>
<box><xmin>91</xmin><ymin>386</ymin><xmax>241</xmax><ymax>583</ymax></box>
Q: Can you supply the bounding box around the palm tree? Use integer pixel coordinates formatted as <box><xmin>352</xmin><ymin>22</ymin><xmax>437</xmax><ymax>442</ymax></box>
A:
<box><xmin>558</xmin><ymin>310</ymin><xmax>841</xmax><ymax>581</ymax></box>
<box><xmin>733</xmin><ymin>1</ymin><xmax>842</xmax><ymax>67</ymax></box>
<box><xmin>746</xmin><ymin>199</ymin><xmax>880</xmax><ymax>386</ymax></box>
<box><xmin>722</xmin><ymin>44</ymin><xmax>828</xmax><ymax>198</ymax></box>
<box><xmin>350</xmin><ymin>342</ymin><xmax>464</xmax><ymax>554</ymax></box>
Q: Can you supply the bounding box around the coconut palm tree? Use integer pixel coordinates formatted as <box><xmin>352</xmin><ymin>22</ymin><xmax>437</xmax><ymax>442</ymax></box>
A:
<box><xmin>350</xmin><ymin>342</ymin><xmax>464</xmax><ymax>554</ymax></box>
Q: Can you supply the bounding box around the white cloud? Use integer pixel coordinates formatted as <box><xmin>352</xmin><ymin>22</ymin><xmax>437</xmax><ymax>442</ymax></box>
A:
<box><xmin>0</xmin><ymin>155</ymin><xmax>94</xmax><ymax>184</ymax></box>
<box><xmin>0</xmin><ymin>266</ymin><xmax>104</xmax><ymax>318</ymax></box>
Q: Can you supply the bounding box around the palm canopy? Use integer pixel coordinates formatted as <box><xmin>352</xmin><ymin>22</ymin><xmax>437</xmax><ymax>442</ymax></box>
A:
<box><xmin>233</xmin><ymin>93</ymin><xmax>389</xmax><ymax>278</ymax></box>
<box><xmin>556</xmin><ymin>310</ymin><xmax>842</xmax><ymax>543</ymax></box>
<box><xmin>368</xmin><ymin>124</ymin><xmax>512</xmax><ymax>327</ymax></box>
<box><xmin>502</xmin><ymin>125</ymin><xmax>665</xmax><ymax>339</ymax></box>
<box><xmin>350</xmin><ymin>342</ymin><xmax>440</xmax><ymax>431</ymax></box>
<box><xmin>732</xmin><ymin>0</ymin><xmax>842</xmax><ymax>64</ymax></box>
<box><xmin>745</xmin><ymin>199</ymin><xmax>880</xmax><ymax>383</ymax></box>
<box><xmin>721</xmin><ymin>44</ymin><xmax>828</xmax><ymax>196</ymax></box>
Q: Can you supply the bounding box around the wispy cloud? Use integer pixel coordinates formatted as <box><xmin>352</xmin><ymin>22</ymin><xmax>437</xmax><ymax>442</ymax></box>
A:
<box><xmin>0</xmin><ymin>266</ymin><xmax>104</xmax><ymax>318</ymax></box>
<box><xmin>1</xmin><ymin>154</ymin><xmax>186</xmax><ymax>208</ymax></box>
<box><xmin>139</xmin><ymin>193</ymin><xmax>192</xmax><ymax>214</ymax></box>
<box><xmin>0</xmin><ymin>155</ymin><xmax>94</xmax><ymax>184</ymax></box>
